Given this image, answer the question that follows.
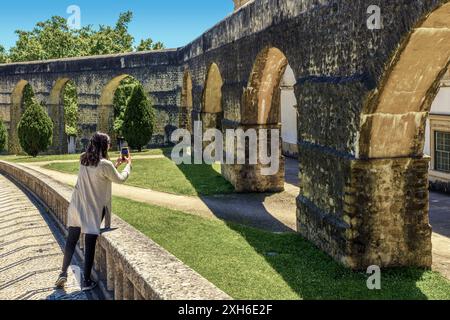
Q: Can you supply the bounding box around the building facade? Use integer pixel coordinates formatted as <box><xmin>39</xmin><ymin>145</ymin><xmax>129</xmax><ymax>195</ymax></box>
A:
<box><xmin>425</xmin><ymin>72</ymin><xmax>450</xmax><ymax>192</ymax></box>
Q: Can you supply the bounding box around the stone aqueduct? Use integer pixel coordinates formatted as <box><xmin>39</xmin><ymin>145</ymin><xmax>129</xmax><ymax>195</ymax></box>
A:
<box><xmin>1</xmin><ymin>0</ymin><xmax>449</xmax><ymax>270</ymax></box>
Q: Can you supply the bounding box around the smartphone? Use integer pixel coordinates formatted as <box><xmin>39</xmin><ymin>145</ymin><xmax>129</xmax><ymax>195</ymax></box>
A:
<box><xmin>121</xmin><ymin>147</ymin><xmax>129</xmax><ymax>160</ymax></box>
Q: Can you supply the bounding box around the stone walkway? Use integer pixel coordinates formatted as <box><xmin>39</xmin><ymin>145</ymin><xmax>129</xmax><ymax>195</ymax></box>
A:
<box><xmin>0</xmin><ymin>173</ymin><xmax>96</xmax><ymax>300</ymax></box>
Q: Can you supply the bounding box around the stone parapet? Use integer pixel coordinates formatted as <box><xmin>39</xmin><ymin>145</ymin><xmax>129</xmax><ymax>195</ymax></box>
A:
<box><xmin>0</xmin><ymin>160</ymin><xmax>231</xmax><ymax>300</ymax></box>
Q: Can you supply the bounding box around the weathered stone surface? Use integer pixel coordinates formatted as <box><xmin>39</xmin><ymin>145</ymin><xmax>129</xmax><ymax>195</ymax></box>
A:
<box><xmin>222</xmin><ymin>123</ymin><xmax>285</xmax><ymax>193</ymax></box>
<box><xmin>299</xmin><ymin>157</ymin><xmax>433</xmax><ymax>270</ymax></box>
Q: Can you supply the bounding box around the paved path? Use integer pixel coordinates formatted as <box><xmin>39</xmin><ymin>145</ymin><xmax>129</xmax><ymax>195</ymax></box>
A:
<box><xmin>21</xmin><ymin>162</ymin><xmax>299</xmax><ymax>233</ymax></box>
<box><xmin>0</xmin><ymin>173</ymin><xmax>96</xmax><ymax>300</ymax></box>
<box><xmin>430</xmin><ymin>193</ymin><xmax>450</xmax><ymax>280</ymax></box>
<box><xmin>25</xmin><ymin>154</ymin><xmax>165</xmax><ymax>167</ymax></box>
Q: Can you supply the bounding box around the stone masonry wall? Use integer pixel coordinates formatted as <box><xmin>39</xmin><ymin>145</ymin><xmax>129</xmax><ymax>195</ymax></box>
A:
<box><xmin>0</xmin><ymin>50</ymin><xmax>182</xmax><ymax>153</ymax></box>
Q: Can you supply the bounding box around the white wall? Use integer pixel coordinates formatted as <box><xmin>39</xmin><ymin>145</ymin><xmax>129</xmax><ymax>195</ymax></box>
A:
<box><xmin>425</xmin><ymin>86</ymin><xmax>450</xmax><ymax>156</ymax></box>
<box><xmin>281</xmin><ymin>65</ymin><xmax>298</xmax><ymax>145</ymax></box>
<box><xmin>424</xmin><ymin>120</ymin><xmax>431</xmax><ymax>156</ymax></box>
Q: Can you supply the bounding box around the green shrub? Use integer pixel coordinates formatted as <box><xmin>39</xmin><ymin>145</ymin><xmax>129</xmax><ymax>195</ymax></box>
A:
<box><xmin>22</xmin><ymin>83</ymin><xmax>35</xmax><ymax>110</ymax></box>
<box><xmin>113</xmin><ymin>76</ymin><xmax>140</xmax><ymax>138</ymax></box>
<box><xmin>63</xmin><ymin>81</ymin><xmax>79</xmax><ymax>136</ymax></box>
<box><xmin>0</xmin><ymin>118</ymin><xmax>7</xmax><ymax>152</ymax></box>
<box><xmin>18</xmin><ymin>100</ymin><xmax>53</xmax><ymax>157</ymax></box>
<box><xmin>122</xmin><ymin>84</ymin><xmax>155</xmax><ymax>152</ymax></box>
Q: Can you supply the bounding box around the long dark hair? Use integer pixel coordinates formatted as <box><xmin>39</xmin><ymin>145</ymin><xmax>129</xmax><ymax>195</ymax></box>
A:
<box><xmin>81</xmin><ymin>132</ymin><xmax>111</xmax><ymax>167</ymax></box>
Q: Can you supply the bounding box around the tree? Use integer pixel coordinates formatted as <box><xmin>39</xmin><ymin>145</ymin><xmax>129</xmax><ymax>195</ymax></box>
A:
<box><xmin>5</xmin><ymin>12</ymin><xmax>164</xmax><ymax>63</ymax></box>
<box><xmin>63</xmin><ymin>81</ymin><xmax>78</xmax><ymax>136</ymax></box>
<box><xmin>0</xmin><ymin>118</ymin><xmax>7</xmax><ymax>152</ymax></box>
<box><xmin>136</xmin><ymin>38</ymin><xmax>165</xmax><ymax>51</ymax></box>
<box><xmin>113</xmin><ymin>76</ymin><xmax>140</xmax><ymax>137</ymax></box>
<box><xmin>0</xmin><ymin>45</ymin><xmax>8</xmax><ymax>63</ymax></box>
<box><xmin>18</xmin><ymin>100</ymin><xmax>53</xmax><ymax>157</ymax></box>
<box><xmin>122</xmin><ymin>85</ymin><xmax>155</xmax><ymax>152</ymax></box>
<box><xmin>22</xmin><ymin>84</ymin><xmax>35</xmax><ymax>110</ymax></box>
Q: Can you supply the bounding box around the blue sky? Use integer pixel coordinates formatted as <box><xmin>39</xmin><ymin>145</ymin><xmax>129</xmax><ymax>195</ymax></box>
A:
<box><xmin>0</xmin><ymin>0</ymin><xmax>234</xmax><ymax>49</ymax></box>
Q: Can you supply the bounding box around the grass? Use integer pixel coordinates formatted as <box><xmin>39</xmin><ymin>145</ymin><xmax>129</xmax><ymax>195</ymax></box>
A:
<box><xmin>0</xmin><ymin>148</ymin><xmax>170</xmax><ymax>163</ymax></box>
<box><xmin>112</xmin><ymin>196</ymin><xmax>450</xmax><ymax>300</ymax></box>
<box><xmin>43</xmin><ymin>157</ymin><xmax>235</xmax><ymax>196</ymax></box>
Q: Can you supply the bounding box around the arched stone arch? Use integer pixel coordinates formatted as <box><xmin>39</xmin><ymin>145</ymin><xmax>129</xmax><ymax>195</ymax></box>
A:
<box><xmin>201</xmin><ymin>63</ymin><xmax>223</xmax><ymax>133</ymax></box>
<box><xmin>224</xmin><ymin>47</ymin><xmax>297</xmax><ymax>193</ymax></box>
<box><xmin>9</xmin><ymin>80</ymin><xmax>30</xmax><ymax>154</ymax></box>
<box><xmin>49</xmin><ymin>78</ymin><xmax>75</xmax><ymax>154</ymax></box>
<box><xmin>345</xmin><ymin>4</ymin><xmax>450</xmax><ymax>269</ymax></box>
<box><xmin>180</xmin><ymin>69</ymin><xmax>193</xmax><ymax>132</ymax></box>
<box><xmin>98</xmin><ymin>74</ymin><xmax>130</xmax><ymax>141</ymax></box>
<box><xmin>242</xmin><ymin>47</ymin><xmax>288</xmax><ymax>125</ymax></box>
<box><xmin>358</xmin><ymin>3</ymin><xmax>450</xmax><ymax>159</ymax></box>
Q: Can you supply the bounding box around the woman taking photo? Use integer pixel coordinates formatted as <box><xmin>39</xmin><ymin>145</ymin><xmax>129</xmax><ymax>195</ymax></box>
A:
<box><xmin>55</xmin><ymin>132</ymin><xmax>132</xmax><ymax>291</ymax></box>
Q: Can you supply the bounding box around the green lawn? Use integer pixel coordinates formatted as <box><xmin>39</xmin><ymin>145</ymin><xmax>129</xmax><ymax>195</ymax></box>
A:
<box><xmin>0</xmin><ymin>148</ymin><xmax>170</xmax><ymax>163</ymax></box>
<box><xmin>43</xmin><ymin>157</ymin><xmax>235</xmax><ymax>196</ymax></box>
<box><xmin>112</xmin><ymin>196</ymin><xmax>450</xmax><ymax>300</ymax></box>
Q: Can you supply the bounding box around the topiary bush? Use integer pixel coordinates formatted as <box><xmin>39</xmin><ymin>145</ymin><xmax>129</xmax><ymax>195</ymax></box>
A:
<box><xmin>113</xmin><ymin>76</ymin><xmax>140</xmax><ymax>138</ymax></box>
<box><xmin>122</xmin><ymin>84</ymin><xmax>155</xmax><ymax>152</ymax></box>
<box><xmin>0</xmin><ymin>118</ymin><xmax>7</xmax><ymax>152</ymax></box>
<box><xmin>22</xmin><ymin>83</ymin><xmax>35</xmax><ymax>110</ymax></box>
<box><xmin>18</xmin><ymin>100</ymin><xmax>53</xmax><ymax>157</ymax></box>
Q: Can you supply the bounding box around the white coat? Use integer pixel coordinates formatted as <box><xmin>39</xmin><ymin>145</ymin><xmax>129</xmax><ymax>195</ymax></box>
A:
<box><xmin>67</xmin><ymin>158</ymin><xmax>131</xmax><ymax>235</ymax></box>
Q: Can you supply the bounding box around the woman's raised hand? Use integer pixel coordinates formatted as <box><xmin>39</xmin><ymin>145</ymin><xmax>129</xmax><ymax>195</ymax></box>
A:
<box><xmin>115</xmin><ymin>156</ymin><xmax>124</xmax><ymax>169</ymax></box>
<box><xmin>125</xmin><ymin>152</ymin><xmax>132</xmax><ymax>165</ymax></box>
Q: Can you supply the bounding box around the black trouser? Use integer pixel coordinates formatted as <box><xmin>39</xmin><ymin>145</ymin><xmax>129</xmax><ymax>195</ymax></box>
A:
<box><xmin>61</xmin><ymin>227</ymin><xmax>98</xmax><ymax>282</ymax></box>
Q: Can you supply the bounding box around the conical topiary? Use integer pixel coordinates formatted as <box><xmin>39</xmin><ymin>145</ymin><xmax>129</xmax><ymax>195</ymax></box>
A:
<box><xmin>122</xmin><ymin>84</ymin><xmax>155</xmax><ymax>152</ymax></box>
<box><xmin>18</xmin><ymin>100</ymin><xmax>53</xmax><ymax>157</ymax></box>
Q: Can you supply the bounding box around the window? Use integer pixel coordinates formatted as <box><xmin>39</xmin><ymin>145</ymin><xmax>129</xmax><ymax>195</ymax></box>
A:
<box><xmin>435</xmin><ymin>131</ymin><xmax>450</xmax><ymax>173</ymax></box>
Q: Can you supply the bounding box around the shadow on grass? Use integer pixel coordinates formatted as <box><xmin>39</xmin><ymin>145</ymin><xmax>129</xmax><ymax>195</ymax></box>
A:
<box><xmin>223</xmin><ymin>222</ymin><xmax>434</xmax><ymax>300</ymax></box>
<box><xmin>164</xmin><ymin>152</ymin><xmax>295</xmax><ymax>232</ymax></box>
<box><xmin>113</xmin><ymin>194</ymin><xmax>444</xmax><ymax>300</ymax></box>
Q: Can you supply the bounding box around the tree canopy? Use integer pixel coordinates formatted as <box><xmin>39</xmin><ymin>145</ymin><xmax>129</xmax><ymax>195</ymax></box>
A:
<box><xmin>113</xmin><ymin>76</ymin><xmax>141</xmax><ymax>138</ymax></box>
<box><xmin>63</xmin><ymin>81</ymin><xmax>78</xmax><ymax>136</ymax></box>
<box><xmin>1</xmin><ymin>11</ymin><xmax>164</xmax><ymax>63</ymax></box>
